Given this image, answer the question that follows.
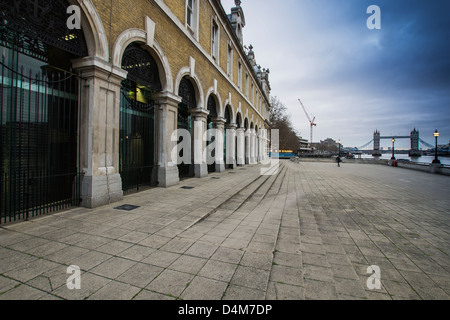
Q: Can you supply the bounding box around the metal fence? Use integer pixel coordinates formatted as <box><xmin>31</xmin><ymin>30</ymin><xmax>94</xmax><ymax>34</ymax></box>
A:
<box><xmin>119</xmin><ymin>87</ymin><xmax>155</xmax><ymax>195</ymax></box>
<box><xmin>0</xmin><ymin>57</ymin><xmax>82</xmax><ymax>224</ymax></box>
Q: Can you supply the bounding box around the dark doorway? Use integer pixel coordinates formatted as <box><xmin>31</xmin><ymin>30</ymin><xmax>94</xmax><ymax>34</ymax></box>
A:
<box><xmin>119</xmin><ymin>43</ymin><xmax>161</xmax><ymax>194</ymax></box>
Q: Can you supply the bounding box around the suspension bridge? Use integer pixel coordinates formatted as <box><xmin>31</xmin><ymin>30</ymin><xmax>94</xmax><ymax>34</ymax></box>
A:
<box><xmin>348</xmin><ymin>129</ymin><xmax>447</xmax><ymax>156</ymax></box>
<box><xmin>356</xmin><ymin>138</ymin><xmax>436</xmax><ymax>150</ymax></box>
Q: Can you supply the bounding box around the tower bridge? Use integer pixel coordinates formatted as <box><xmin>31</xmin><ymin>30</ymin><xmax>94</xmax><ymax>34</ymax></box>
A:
<box><xmin>372</xmin><ymin>129</ymin><xmax>421</xmax><ymax>157</ymax></box>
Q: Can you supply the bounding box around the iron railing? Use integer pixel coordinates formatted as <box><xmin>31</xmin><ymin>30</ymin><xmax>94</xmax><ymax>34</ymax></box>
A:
<box><xmin>119</xmin><ymin>87</ymin><xmax>156</xmax><ymax>194</ymax></box>
<box><xmin>0</xmin><ymin>56</ymin><xmax>82</xmax><ymax>224</ymax></box>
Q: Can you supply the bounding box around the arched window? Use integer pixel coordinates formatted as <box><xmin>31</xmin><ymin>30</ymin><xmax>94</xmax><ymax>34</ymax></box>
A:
<box><xmin>179</xmin><ymin>77</ymin><xmax>196</xmax><ymax>109</ymax></box>
<box><xmin>121</xmin><ymin>43</ymin><xmax>162</xmax><ymax>112</ymax></box>
<box><xmin>122</xmin><ymin>43</ymin><xmax>162</xmax><ymax>93</ymax></box>
<box><xmin>236</xmin><ymin>113</ymin><xmax>242</xmax><ymax>129</ymax></box>
<box><xmin>224</xmin><ymin>106</ymin><xmax>232</xmax><ymax>125</ymax></box>
<box><xmin>207</xmin><ymin>96</ymin><xmax>218</xmax><ymax>119</ymax></box>
<box><xmin>178</xmin><ymin>77</ymin><xmax>196</xmax><ymax>129</ymax></box>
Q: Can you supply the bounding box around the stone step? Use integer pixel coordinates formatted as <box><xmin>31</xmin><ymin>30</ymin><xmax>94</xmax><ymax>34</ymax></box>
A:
<box><xmin>187</xmin><ymin>163</ymin><xmax>287</xmax><ymax>228</ymax></box>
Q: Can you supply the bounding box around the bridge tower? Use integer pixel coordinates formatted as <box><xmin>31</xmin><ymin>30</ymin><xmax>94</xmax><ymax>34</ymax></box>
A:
<box><xmin>409</xmin><ymin>128</ymin><xmax>421</xmax><ymax>157</ymax></box>
<box><xmin>373</xmin><ymin>130</ymin><xmax>382</xmax><ymax>157</ymax></box>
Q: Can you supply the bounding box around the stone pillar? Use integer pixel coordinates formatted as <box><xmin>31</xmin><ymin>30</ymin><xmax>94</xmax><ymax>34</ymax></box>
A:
<box><xmin>191</xmin><ymin>109</ymin><xmax>209</xmax><ymax>178</ymax></box>
<box><xmin>154</xmin><ymin>92</ymin><xmax>182</xmax><ymax>187</ymax></box>
<box><xmin>245</xmin><ymin>129</ymin><xmax>251</xmax><ymax>164</ymax></box>
<box><xmin>250</xmin><ymin>129</ymin><xmax>257</xmax><ymax>164</ymax></box>
<box><xmin>263</xmin><ymin>129</ymin><xmax>270</xmax><ymax>160</ymax></box>
<box><xmin>236</xmin><ymin>128</ymin><xmax>246</xmax><ymax>166</ymax></box>
<box><xmin>72</xmin><ymin>57</ymin><xmax>126</xmax><ymax>208</ymax></box>
<box><xmin>226</xmin><ymin>124</ymin><xmax>237</xmax><ymax>169</ymax></box>
<box><xmin>258</xmin><ymin>132</ymin><xmax>263</xmax><ymax>162</ymax></box>
<box><xmin>254</xmin><ymin>132</ymin><xmax>259</xmax><ymax>163</ymax></box>
<box><xmin>212</xmin><ymin>118</ymin><xmax>226</xmax><ymax>173</ymax></box>
<box><xmin>259</xmin><ymin>129</ymin><xmax>266</xmax><ymax>161</ymax></box>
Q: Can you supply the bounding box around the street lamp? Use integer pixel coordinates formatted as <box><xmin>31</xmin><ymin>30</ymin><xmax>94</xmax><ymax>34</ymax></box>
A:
<box><xmin>433</xmin><ymin>130</ymin><xmax>441</xmax><ymax>164</ymax></box>
<box><xmin>391</xmin><ymin>138</ymin><xmax>396</xmax><ymax>160</ymax></box>
<box><xmin>338</xmin><ymin>139</ymin><xmax>341</xmax><ymax>157</ymax></box>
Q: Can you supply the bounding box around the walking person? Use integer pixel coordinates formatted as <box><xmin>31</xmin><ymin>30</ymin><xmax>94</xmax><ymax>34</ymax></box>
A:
<box><xmin>336</xmin><ymin>156</ymin><xmax>341</xmax><ymax>167</ymax></box>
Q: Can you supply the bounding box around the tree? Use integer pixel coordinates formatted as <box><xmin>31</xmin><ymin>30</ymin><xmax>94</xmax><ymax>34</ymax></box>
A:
<box><xmin>269</xmin><ymin>96</ymin><xmax>302</xmax><ymax>151</ymax></box>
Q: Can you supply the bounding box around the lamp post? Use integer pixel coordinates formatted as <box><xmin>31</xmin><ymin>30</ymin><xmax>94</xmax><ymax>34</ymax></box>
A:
<box><xmin>391</xmin><ymin>138</ymin><xmax>396</xmax><ymax>160</ymax></box>
<box><xmin>433</xmin><ymin>130</ymin><xmax>441</xmax><ymax>164</ymax></box>
<box><xmin>338</xmin><ymin>139</ymin><xmax>341</xmax><ymax>157</ymax></box>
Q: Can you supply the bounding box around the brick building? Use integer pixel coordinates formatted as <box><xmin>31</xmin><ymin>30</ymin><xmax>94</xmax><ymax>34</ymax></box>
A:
<box><xmin>0</xmin><ymin>0</ymin><xmax>272</xmax><ymax>222</ymax></box>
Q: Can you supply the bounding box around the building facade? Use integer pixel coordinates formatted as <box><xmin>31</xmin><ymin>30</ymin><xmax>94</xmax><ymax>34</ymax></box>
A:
<box><xmin>0</xmin><ymin>0</ymin><xmax>272</xmax><ymax>222</ymax></box>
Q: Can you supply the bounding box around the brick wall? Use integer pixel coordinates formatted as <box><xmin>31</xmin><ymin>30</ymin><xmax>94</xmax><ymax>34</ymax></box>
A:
<box><xmin>89</xmin><ymin>0</ymin><xmax>268</xmax><ymax>128</ymax></box>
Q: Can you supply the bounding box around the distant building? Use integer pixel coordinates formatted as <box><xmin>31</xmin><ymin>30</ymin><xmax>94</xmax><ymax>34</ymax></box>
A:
<box><xmin>314</xmin><ymin>138</ymin><xmax>339</xmax><ymax>153</ymax></box>
<box><xmin>299</xmin><ymin>137</ymin><xmax>310</xmax><ymax>153</ymax></box>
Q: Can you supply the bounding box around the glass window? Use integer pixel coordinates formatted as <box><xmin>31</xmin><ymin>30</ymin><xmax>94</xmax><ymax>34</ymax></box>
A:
<box><xmin>187</xmin><ymin>0</ymin><xmax>194</xmax><ymax>28</ymax></box>
<box><xmin>227</xmin><ymin>44</ymin><xmax>233</xmax><ymax>77</ymax></box>
<box><xmin>238</xmin><ymin>61</ymin><xmax>242</xmax><ymax>89</ymax></box>
<box><xmin>211</xmin><ymin>20</ymin><xmax>219</xmax><ymax>59</ymax></box>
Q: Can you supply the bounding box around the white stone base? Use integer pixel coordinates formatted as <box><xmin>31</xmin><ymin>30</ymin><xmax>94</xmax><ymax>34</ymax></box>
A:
<box><xmin>157</xmin><ymin>166</ymin><xmax>180</xmax><ymax>187</ymax></box>
<box><xmin>194</xmin><ymin>164</ymin><xmax>208</xmax><ymax>178</ymax></box>
<box><xmin>215</xmin><ymin>162</ymin><xmax>226</xmax><ymax>173</ymax></box>
<box><xmin>80</xmin><ymin>173</ymin><xmax>123</xmax><ymax>208</ymax></box>
<box><xmin>227</xmin><ymin>161</ymin><xmax>237</xmax><ymax>170</ymax></box>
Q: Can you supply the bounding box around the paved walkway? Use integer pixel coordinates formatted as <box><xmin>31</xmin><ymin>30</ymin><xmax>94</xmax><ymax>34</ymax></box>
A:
<box><xmin>0</xmin><ymin>160</ymin><xmax>449</xmax><ymax>300</ymax></box>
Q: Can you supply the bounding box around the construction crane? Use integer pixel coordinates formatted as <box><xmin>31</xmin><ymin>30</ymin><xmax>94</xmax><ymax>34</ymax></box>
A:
<box><xmin>298</xmin><ymin>99</ymin><xmax>317</xmax><ymax>152</ymax></box>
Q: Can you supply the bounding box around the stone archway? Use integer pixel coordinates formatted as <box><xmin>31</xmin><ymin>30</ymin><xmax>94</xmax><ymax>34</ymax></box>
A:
<box><xmin>206</xmin><ymin>94</ymin><xmax>225</xmax><ymax>173</ymax></box>
<box><xmin>119</xmin><ymin>42</ymin><xmax>162</xmax><ymax>194</ymax></box>
<box><xmin>177</xmin><ymin>76</ymin><xmax>197</xmax><ymax>179</ymax></box>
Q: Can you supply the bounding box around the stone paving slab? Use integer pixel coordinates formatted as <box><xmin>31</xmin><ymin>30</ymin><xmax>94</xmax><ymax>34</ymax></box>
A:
<box><xmin>0</xmin><ymin>160</ymin><xmax>449</xmax><ymax>300</ymax></box>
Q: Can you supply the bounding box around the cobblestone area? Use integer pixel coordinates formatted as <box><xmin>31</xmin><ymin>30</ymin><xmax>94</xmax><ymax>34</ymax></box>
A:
<box><xmin>1</xmin><ymin>160</ymin><xmax>449</xmax><ymax>300</ymax></box>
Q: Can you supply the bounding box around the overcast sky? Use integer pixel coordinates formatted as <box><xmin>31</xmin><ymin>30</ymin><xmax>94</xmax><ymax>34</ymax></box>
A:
<box><xmin>221</xmin><ymin>0</ymin><xmax>450</xmax><ymax>149</ymax></box>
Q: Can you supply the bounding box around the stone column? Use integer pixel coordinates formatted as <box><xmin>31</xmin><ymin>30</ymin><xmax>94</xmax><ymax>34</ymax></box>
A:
<box><xmin>212</xmin><ymin>118</ymin><xmax>226</xmax><ymax>173</ymax></box>
<box><xmin>250</xmin><ymin>129</ymin><xmax>257</xmax><ymax>164</ymax></box>
<box><xmin>226</xmin><ymin>124</ymin><xmax>237</xmax><ymax>169</ymax></box>
<box><xmin>191</xmin><ymin>109</ymin><xmax>209</xmax><ymax>178</ymax></box>
<box><xmin>72</xmin><ymin>57</ymin><xmax>126</xmax><ymax>208</ymax></box>
<box><xmin>154</xmin><ymin>92</ymin><xmax>182</xmax><ymax>187</ymax></box>
<box><xmin>245</xmin><ymin>129</ymin><xmax>251</xmax><ymax>164</ymax></box>
<box><xmin>236</xmin><ymin>128</ymin><xmax>245</xmax><ymax>166</ymax></box>
<box><xmin>259</xmin><ymin>130</ymin><xmax>264</xmax><ymax>161</ymax></box>
<box><xmin>261</xmin><ymin>129</ymin><xmax>268</xmax><ymax>161</ymax></box>
<box><xmin>257</xmin><ymin>132</ymin><xmax>263</xmax><ymax>162</ymax></box>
